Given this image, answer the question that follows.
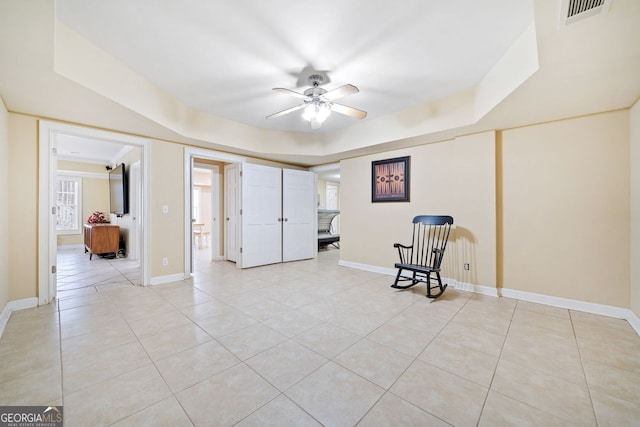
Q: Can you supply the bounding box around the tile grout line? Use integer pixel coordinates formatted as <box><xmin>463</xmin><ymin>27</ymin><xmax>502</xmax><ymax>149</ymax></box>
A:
<box><xmin>570</xmin><ymin>309</ymin><xmax>601</xmax><ymax>427</ymax></box>
<box><xmin>106</xmin><ymin>288</ymin><xmax>196</xmax><ymax>426</ymax></box>
<box><xmin>57</xmin><ymin>300</ymin><xmax>65</xmax><ymax>409</ymax></box>
<box><xmin>473</xmin><ymin>298</ymin><xmax>518</xmax><ymax>427</ymax></box>
<box><xmin>353</xmin><ymin>291</ymin><xmax>470</xmax><ymax>426</ymax></box>
<box><xmin>25</xmin><ymin>249</ymin><xmax>638</xmax><ymax>425</ymax></box>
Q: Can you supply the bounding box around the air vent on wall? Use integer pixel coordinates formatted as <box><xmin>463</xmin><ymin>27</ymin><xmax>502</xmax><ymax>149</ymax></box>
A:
<box><xmin>559</xmin><ymin>0</ymin><xmax>612</xmax><ymax>28</ymax></box>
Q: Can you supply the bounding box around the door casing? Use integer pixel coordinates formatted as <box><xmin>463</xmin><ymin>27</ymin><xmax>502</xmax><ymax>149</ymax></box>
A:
<box><xmin>183</xmin><ymin>147</ymin><xmax>245</xmax><ymax>276</ymax></box>
<box><xmin>38</xmin><ymin>121</ymin><xmax>151</xmax><ymax>305</ymax></box>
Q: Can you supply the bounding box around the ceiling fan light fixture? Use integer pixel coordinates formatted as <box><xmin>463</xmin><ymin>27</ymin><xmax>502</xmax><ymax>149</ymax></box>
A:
<box><xmin>302</xmin><ymin>99</ymin><xmax>332</xmax><ymax>126</ymax></box>
<box><xmin>267</xmin><ymin>75</ymin><xmax>366</xmax><ymax>128</ymax></box>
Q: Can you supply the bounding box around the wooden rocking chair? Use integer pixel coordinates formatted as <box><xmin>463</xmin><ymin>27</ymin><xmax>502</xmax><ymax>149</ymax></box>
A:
<box><xmin>391</xmin><ymin>215</ymin><xmax>454</xmax><ymax>298</ymax></box>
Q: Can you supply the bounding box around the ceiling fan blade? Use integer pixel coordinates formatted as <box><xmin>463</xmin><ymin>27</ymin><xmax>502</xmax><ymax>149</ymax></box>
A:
<box><xmin>265</xmin><ymin>104</ymin><xmax>304</xmax><ymax>119</ymax></box>
<box><xmin>273</xmin><ymin>88</ymin><xmax>308</xmax><ymax>100</ymax></box>
<box><xmin>323</xmin><ymin>84</ymin><xmax>359</xmax><ymax>101</ymax></box>
<box><xmin>331</xmin><ymin>103</ymin><xmax>367</xmax><ymax>119</ymax></box>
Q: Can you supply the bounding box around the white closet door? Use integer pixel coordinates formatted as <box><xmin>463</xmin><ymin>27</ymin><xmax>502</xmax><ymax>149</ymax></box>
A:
<box><xmin>241</xmin><ymin>163</ymin><xmax>282</xmax><ymax>268</ymax></box>
<box><xmin>224</xmin><ymin>164</ymin><xmax>239</xmax><ymax>262</ymax></box>
<box><xmin>283</xmin><ymin>169</ymin><xmax>316</xmax><ymax>262</ymax></box>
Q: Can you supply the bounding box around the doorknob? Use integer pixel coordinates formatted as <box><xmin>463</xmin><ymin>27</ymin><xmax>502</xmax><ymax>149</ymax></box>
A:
<box><xmin>284</xmin><ymin>218</ymin><xmax>288</xmax><ymax>222</ymax></box>
<box><xmin>226</xmin><ymin>217</ymin><xmax>229</xmax><ymax>221</ymax></box>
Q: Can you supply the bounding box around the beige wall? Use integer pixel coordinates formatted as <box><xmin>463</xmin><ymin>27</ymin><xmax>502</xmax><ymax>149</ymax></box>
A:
<box><xmin>149</xmin><ymin>140</ymin><xmax>184</xmax><ymax>277</ymax></box>
<box><xmin>4</xmin><ymin>114</ymin><xmax>303</xmax><ymax>296</ymax></box>
<box><xmin>57</xmin><ymin>160</ymin><xmax>110</xmax><ymax>247</ymax></box>
<box><xmin>0</xmin><ymin>98</ymin><xmax>9</xmax><ymax>310</ymax></box>
<box><xmin>502</xmin><ymin>110</ymin><xmax>630</xmax><ymax>307</ymax></box>
<box><xmin>8</xmin><ymin>113</ymin><xmax>38</xmax><ymax>300</ymax></box>
<box><xmin>449</xmin><ymin>132</ymin><xmax>497</xmax><ymax>286</ymax></box>
<box><xmin>4</xmin><ymin>108</ymin><xmax>635</xmax><ymax>311</ymax></box>
<box><xmin>340</xmin><ymin>131</ymin><xmax>497</xmax><ymax>287</ymax></box>
<box><xmin>342</xmin><ymin>112</ymin><xmax>632</xmax><ymax>309</ymax></box>
<box><xmin>6</xmin><ymin>114</ymin><xmax>184</xmax><ymax>298</ymax></box>
<box><xmin>631</xmin><ymin>99</ymin><xmax>640</xmax><ymax>316</ymax></box>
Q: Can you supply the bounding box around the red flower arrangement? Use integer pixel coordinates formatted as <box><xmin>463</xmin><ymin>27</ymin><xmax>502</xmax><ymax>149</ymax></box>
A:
<box><xmin>87</xmin><ymin>211</ymin><xmax>109</xmax><ymax>224</ymax></box>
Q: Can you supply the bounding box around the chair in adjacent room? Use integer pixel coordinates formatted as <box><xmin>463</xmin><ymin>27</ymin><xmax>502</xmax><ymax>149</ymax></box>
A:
<box><xmin>317</xmin><ymin>209</ymin><xmax>340</xmax><ymax>249</ymax></box>
<box><xmin>391</xmin><ymin>215</ymin><xmax>454</xmax><ymax>298</ymax></box>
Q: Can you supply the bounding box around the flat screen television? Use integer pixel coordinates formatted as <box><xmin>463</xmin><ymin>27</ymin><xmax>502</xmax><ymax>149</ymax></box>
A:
<box><xmin>109</xmin><ymin>163</ymin><xmax>128</xmax><ymax>216</ymax></box>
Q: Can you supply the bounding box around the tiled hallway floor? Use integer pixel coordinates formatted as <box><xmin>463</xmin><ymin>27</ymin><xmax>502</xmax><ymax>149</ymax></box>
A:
<box><xmin>1</xmin><ymin>248</ymin><xmax>639</xmax><ymax>426</ymax></box>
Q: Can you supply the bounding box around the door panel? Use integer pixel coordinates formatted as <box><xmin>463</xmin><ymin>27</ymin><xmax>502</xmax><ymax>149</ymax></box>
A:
<box><xmin>224</xmin><ymin>164</ymin><xmax>239</xmax><ymax>262</ymax></box>
<box><xmin>283</xmin><ymin>169</ymin><xmax>316</xmax><ymax>262</ymax></box>
<box><xmin>129</xmin><ymin>163</ymin><xmax>141</xmax><ymax>261</ymax></box>
<box><xmin>241</xmin><ymin>163</ymin><xmax>282</xmax><ymax>268</ymax></box>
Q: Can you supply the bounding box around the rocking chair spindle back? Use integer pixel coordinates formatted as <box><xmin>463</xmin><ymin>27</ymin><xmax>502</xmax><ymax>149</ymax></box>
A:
<box><xmin>391</xmin><ymin>215</ymin><xmax>453</xmax><ymax>298</ymax></box>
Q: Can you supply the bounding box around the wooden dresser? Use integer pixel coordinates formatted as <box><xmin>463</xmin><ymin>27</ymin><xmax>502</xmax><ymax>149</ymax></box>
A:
<box><xmin>83</xmin><ymin>224</ymin><xmax>120</xmax><ymax>260</ymax></box>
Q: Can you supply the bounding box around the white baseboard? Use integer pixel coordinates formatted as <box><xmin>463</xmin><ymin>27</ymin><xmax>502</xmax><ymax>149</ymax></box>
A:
<box><xmin>447</xmin><ymin>279</ymin><xmax>500</xmax><ymax>297</ymax></box>
<box><xmin>0</xmin><ymin>303</ymin><xmax>10</xmax><ymax>338</ymax></box>
<box><xmin>499</xmin><ymin>287</ymin><xmax>640</xmax><ymax>334</ymax></box>
<box><xmin>8</xmin><ymin>297</ymin><xmax>39</xmax><ymax>311</ymax></box>
<box><xmin>339</xmin><ymin>260</ymin><xmax>397</xmax><ymax>276</ymax></box>
<box><xmin>339</xmin><ymin>260</ymin><xmax>499</xmax><ymax>297</ymax></box>
<box><xmin>628</xmin><ymin>313</ymin><xmax>640</xmax><ymax>335</ymax></box>
<box><xmin>339</xmin><ymin>259</ymin><xmax>640</xmax><ymax>336</ymax></box>
<box><xmin>149</xmin><ymin>273</ymin><xmax>186</xmax><ymax>286</ymax></box>
<box><xmin>57</xmin><ymin>244</ymin><xmax>84</xmax><ymax>250</ymax></box>
<box><xmin>0</xmin><ymin>297</ymin><xmax>39</xmax><ymax>338</ymax></box>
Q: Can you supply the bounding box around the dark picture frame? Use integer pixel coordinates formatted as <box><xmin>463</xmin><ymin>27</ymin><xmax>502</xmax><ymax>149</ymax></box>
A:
<box><xmin>371</xmin><ymin>156</ymin><xmax>410</xmax><ymax>203</ymax></box>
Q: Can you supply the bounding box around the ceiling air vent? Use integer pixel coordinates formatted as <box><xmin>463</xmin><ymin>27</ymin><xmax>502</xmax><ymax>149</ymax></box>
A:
<box><xmin>559</xmin><ymin>0</ymin><xmax>612</xmax><ymax>28</ymax></box>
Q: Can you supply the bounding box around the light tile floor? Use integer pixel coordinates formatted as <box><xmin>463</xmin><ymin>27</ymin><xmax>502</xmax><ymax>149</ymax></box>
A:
<box><xmin>1</xmin><ymin>247</ymin><xmax>639</xmax><ymax>426</ymax></box>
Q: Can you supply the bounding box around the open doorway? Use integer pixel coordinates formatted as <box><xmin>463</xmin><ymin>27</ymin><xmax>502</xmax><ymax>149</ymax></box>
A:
<box><xmin>183</xmin><ymin>147</ymin><xmax>245</xmax><ymax>277</ymax></box>
<box><xmin>55</xmin><ymin>146</ymin><xmax>142</xmax><ymax>296</ymax></box>
<box><xmin>38</xmin><ymin>121</ymin><xmax>150</xmax><ymax>305</ymax></box>
<box><xmin>326</xmin><ymin>182</ymin><xmax>340</xmax><ymax>234</ymax></box>
<box><xmin>191</xmin><ymin>164</ymin><xmax>219</xmax><ymax>266</ymax></box>
<box><xmin>311</xmin><ymin>163</ymin><xmax>341</xmax><ymax>257</ymax></box>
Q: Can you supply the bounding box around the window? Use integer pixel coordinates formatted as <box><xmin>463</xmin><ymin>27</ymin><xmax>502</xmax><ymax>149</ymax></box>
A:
<box><xmin>56</xmin><ymin>176</ymin><xmax>82</xmax><ymax>234</ymax></box>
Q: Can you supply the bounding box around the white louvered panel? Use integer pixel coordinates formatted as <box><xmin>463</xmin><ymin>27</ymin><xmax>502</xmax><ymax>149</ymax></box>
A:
<box><xmin>567</xmin><ymin>0</ymin><xmax>605</xmax><ymax>18</ymax></box>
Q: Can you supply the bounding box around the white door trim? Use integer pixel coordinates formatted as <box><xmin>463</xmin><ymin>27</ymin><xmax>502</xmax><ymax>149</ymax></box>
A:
<box><xmin>211</xmin><ymin>166</ymin><xmax>221</xmax><ymax>260</ymax></box>
<box><xmin>38</xmin><ymin>120</ymin><xmax>151</xmax><ymax>305</ymax></box>
<box><xmin>129</xmin><ymin>161</ymin><xmax>141</xmax><ymax>261</ymax></box>
<box><xmin>183</xmin><ymin>147</ymin><xmax>245</xmax><ymax>277</ymax></box>
<box><xmin>224</xmin><ymin>163</ymin><xmax>240</xmax><ymax>264</ymax></box>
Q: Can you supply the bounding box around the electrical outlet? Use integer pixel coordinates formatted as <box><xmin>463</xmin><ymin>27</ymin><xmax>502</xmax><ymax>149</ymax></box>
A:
<box><xmin>464</xmin><ymin>263</ymin><xmax>470</xmax><ymax>271</ymax></box>
<box><xmin>162</xmin><ymin>258</ymin><xmax>169</xmax><ymax>266</ymax></box>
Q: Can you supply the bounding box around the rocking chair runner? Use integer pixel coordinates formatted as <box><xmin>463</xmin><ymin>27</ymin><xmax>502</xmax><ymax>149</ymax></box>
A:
<box><xmin>391</xmin><ymin>215</ymin><xmax>454</xmax><ymax>298</ymax></box>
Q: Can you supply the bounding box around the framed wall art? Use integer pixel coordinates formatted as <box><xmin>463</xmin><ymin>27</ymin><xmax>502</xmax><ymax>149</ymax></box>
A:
<box><xmin>371</xmin><ymin>156</ymin><xmax>410</xmax><ymax>203</ymax></box>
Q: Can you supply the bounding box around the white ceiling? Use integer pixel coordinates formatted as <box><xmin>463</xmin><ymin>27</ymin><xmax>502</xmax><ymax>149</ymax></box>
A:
<box><xmin>55</xmin><ymin>0</ymin><xmax>532</xmax><ymax>134</ymax></box>
<box><xmin>1</xmin><ymin>1</ymin><xmax>639</xmax><ymax>166</ymax></box>
<box><xmin>56</xmin><ymin>134</ymin><xmax>133</xmax><ymax>164</ymax></box>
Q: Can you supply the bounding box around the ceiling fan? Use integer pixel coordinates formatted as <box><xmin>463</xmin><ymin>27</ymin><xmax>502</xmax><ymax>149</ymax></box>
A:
<box><xmin>266</xmin><ymin>75</ymin><xmax>367</xmax><ymax>129</ymax></box>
